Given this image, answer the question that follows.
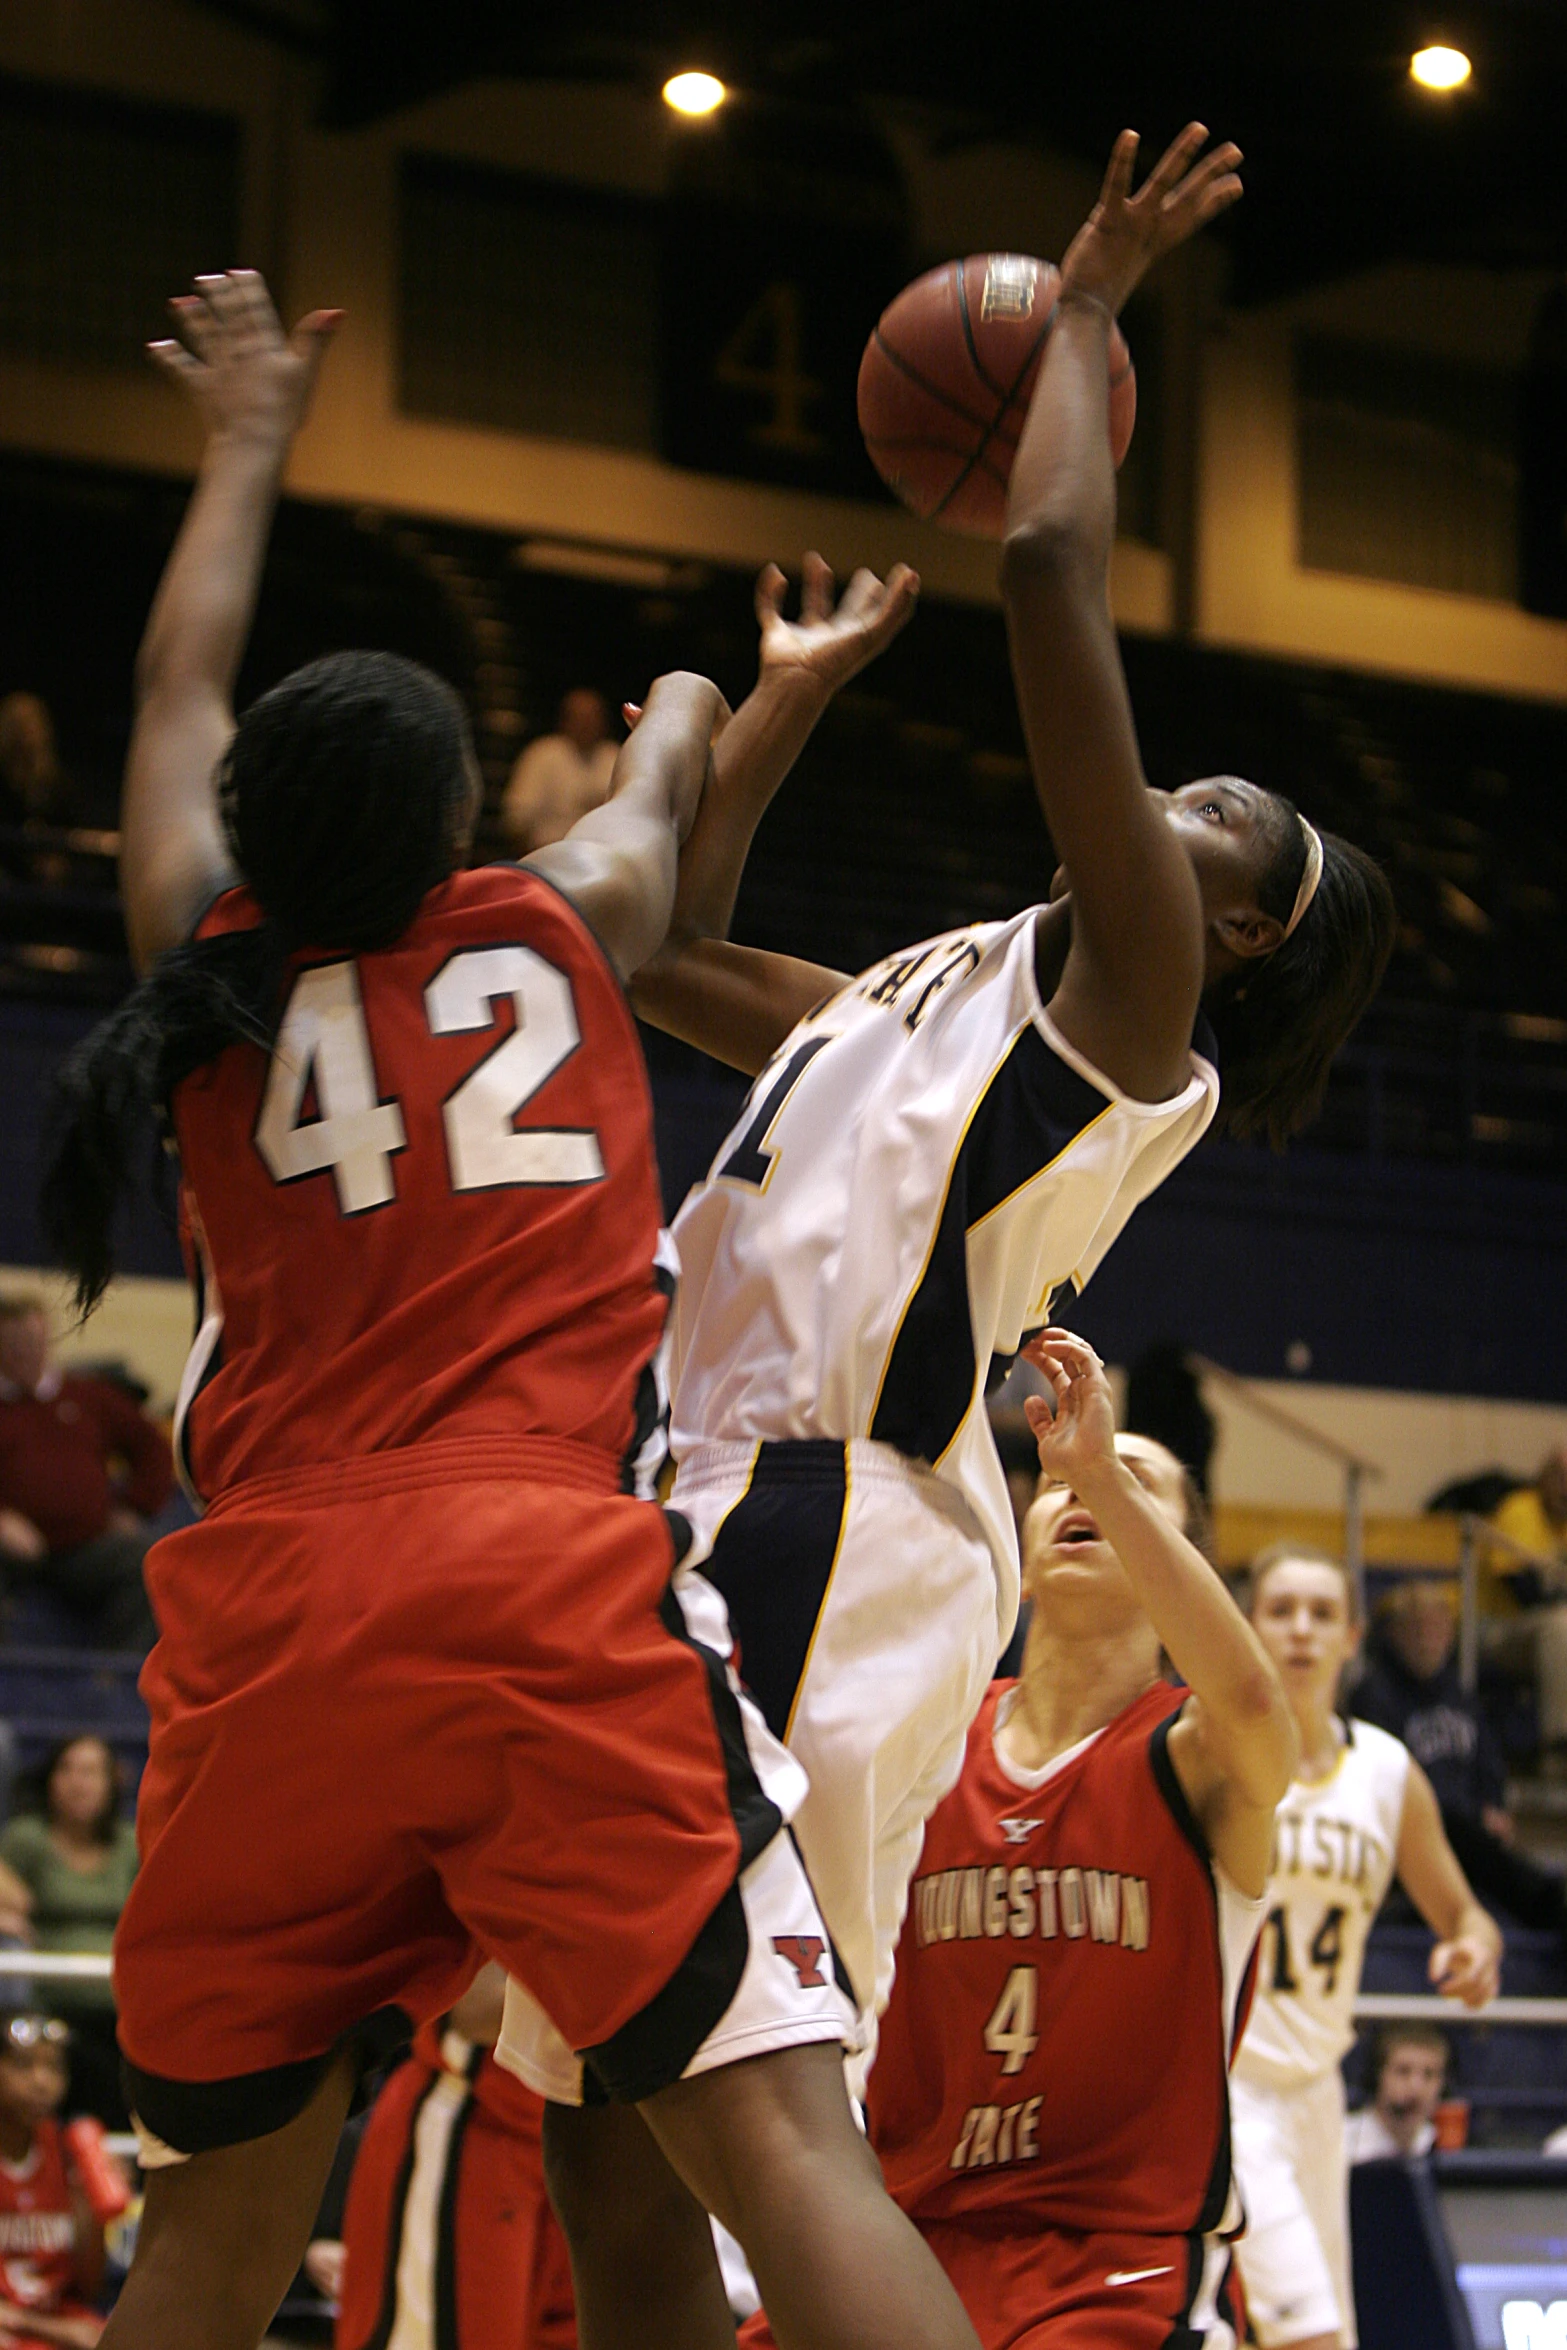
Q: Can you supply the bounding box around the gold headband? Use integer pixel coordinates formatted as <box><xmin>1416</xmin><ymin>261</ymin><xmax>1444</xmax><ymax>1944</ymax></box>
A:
<box><xmin>1281</xmin><ymin>819</ymin><xmax>1324</xmax><ymax>942</ymax></box>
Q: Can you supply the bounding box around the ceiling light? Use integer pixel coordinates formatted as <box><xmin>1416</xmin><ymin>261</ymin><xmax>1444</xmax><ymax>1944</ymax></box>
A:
<box><xmin>1410</xmin><ymin>45</ymin><xmax>1472</xmax><ymax>90</ymax></box>
<box><xmin>663</xmin><ymin>71</ymin><xmax>726</xmax><ymax>116</ymax></box>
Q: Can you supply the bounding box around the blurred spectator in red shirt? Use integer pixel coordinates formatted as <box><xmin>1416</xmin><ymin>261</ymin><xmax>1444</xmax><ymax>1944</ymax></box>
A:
<box><xmin>0</xmin><ymin>1299</ymin><xmax>166</xmax><ymax>1652</ymax></box>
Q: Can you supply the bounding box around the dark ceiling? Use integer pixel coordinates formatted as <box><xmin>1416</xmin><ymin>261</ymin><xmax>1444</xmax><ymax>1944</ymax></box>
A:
<box><xmin>195</xmin><ymin>0</ymin><xmax>1567</xmax><ymax>301</ymax></box>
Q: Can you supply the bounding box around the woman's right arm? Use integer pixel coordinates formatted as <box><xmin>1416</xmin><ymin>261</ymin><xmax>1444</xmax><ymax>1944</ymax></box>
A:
<box><xmin>1001</xmin><ymin>127</ymin><xmax>1241</xmax><ymax>1099</ymax></box>
<box><xmin>629</xmin><ymin>556</ymin><xmax>916</xmax><ymax>1073</ymax></box>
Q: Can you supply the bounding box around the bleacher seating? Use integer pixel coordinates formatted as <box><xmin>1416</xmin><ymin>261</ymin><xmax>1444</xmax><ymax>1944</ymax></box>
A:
<box><xmin>3</xmin><ymin>447</ymin><xmax>1566</xmax><ymax>1170</ymax></box>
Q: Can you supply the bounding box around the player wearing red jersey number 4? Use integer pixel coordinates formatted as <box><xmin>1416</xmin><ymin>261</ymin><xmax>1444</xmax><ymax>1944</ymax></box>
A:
<box><xmin>836</xmin><ymin>1331</ymin><xmax>1299</xmax><ymax>2350</ymax></box>
<box><xmin>43</xmin><ymin>274</ymin><xmax>981</xmax><ymax>2350</ymax></box>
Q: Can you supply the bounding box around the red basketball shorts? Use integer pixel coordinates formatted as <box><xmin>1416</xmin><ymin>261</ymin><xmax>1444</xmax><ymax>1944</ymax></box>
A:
<box><xmin>741</xmin><ymin>2215</ymin><xmax>1242</xmax><ymax>2349</ymax></box>
<box><xmin>337</xmin><ymin>2033</ymin><xmax>576</xmax><ymax>2350</ymax></box>
<box><xmin>116</xmin><ymin>1435</ymin><xmax>790</xmax><ymax>2154</ymax></box>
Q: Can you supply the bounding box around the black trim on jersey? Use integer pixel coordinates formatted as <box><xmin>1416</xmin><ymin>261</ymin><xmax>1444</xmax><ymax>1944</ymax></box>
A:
<box><xmin>362</xmin><ymin>2066</ymin><xmax>439</xmax><ymax>2350</ymax></box>
<box><xmin>1156</xmin><ymin>2232</ymin><xmax>1238</xmax><ymax>2349</ymax></box>
<box><xmin>789</xmin><ymin>1824</ymin><xmax>862</xmax><ymax>2015</ymax></box>
<box><xmin>652</xmin><ymin>1575</ymin><xmax>781</xmax><ymax>1873</ymax></box>
<box><xmin>1148</xmin><ymin>1711</ymin><xmax>1235</xmax><ymax>2242</ymax></box>
<box><xmin>620</xmin><ymin>1250</ymin><xmax>676</xmax><ymax>1495</ymax></box>
<box><xmin>583</xmin><ymin>1874</ymin><xmax>750</xmax><ymax>2105</ymax></box>
<box><xmin>579</xmin><ymin>1559</ymin><xmax>786</xmax><ymax>2102</ymax></box>
<box><xmin>432</xmin><ymin>2084</ymin><xmax>474</xmax><ymax>2350</ymax></box>
<box><xmin>123</xmin><ymin>2003</ymin><xmax>413</xmax><ymax>2157</ymax></box>
<box><xmin>705</xmin><ymin>1441</ymin><xmax>849</xmax><ymax>1745</ymax></box>
<box><xmin>871</xmin><ymin>1027</ymin><xmax>1107</xmax><ymax>1466</ymax></box>
<box><xmin>1148</xmin><ymin>1706</ymin><xmax>1211</xmax><ymax>1873</ymax></box>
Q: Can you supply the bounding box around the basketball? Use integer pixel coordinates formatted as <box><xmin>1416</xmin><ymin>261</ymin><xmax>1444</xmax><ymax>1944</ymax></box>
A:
<box><xmin>857</xmin><ymin>255</ymin><xmax>1137</xmax><ymax>537</ymax></box>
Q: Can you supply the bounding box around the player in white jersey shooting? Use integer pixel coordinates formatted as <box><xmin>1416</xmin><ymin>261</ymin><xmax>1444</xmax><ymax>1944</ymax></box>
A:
<box><xmin>504</xmin><ymin>128</ymin><xmax>1396</xmax><ymax>2349</ymax></box>
<box><xmin>1233</xmin><ymin>1548</ymin><xmax>1501</xmax><ymax>2350</ymax></box>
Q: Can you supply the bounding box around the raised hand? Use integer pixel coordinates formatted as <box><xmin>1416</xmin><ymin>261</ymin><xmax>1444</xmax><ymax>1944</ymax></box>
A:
<box><xmin>1060</xmin><ymin>124</ymin><xmax>1243</xmax><ymax>318</ymax></box>
<box><xmin>149</xmin><ymin>269</ymin><xmax>341</xmax><ymax>449</ymax></box>
<box><xmin>1020</xmin><ymin>1327</ymin><xmax>1120</xmax><ymax>1489</ymax></box>
<box><xmin>754</xmin><ymin>551</ymin><xmax>920</xmax><ymax>702</ymax></box>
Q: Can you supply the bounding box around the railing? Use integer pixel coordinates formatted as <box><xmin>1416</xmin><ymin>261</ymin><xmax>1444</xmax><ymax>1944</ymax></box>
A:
<box><xmin>1190</xmin><ymin>1351</ymin><xmax>1384</xmax><ymax>1608</ymax></box>
<box><xmin>1191</xmin><ymin>1355</ymin><xmax>1559</xmax><ymax>1695</ymax></box>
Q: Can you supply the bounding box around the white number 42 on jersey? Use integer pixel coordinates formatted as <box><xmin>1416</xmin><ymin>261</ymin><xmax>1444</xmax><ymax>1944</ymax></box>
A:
<box><xmin>255</xmin><ymin>949</ymin><xmax>604</xmax><ymax>1214</ymax></box>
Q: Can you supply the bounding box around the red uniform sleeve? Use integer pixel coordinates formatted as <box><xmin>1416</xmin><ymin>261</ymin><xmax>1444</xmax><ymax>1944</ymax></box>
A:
<box><xmin>86</xmin><ymin>1381</ymin><xmax>173</xmax><ymax>1518</ymax></box>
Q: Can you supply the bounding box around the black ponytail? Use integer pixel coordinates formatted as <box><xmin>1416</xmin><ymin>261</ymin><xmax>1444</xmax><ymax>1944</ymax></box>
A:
<box><xmin>1207</xmin><ymin>815</ymin><xmax>1396</xmax><ymax>1148</ymax></box>
<box><xmin>42</xmin><ymin>651</ymin><xmax>475</xmax><ymax>1316</ymax></box>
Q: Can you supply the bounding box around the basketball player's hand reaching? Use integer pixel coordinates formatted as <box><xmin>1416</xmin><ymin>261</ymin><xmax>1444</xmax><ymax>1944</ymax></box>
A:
<box><xmin>1060</xmin><ymin>124</ymin><xmax>1243</xmax><ymax>318</ymax></box>
<box><xmin>753</xmin><ymin>552</ymin><xmax>920</xmax><ymax>704</ymax></box>
<box><xmin>1021</xmin><ymin>1328</ymin><xmax>1120</xmax><ymax>1492</ymax></box>
<box><xmin>149</xmin><ymin>269</ymin><xmax>341</xmax><ymax>448</ymax></box>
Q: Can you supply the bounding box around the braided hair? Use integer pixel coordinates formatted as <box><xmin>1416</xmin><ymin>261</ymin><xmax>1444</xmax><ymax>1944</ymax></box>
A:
<box><xmin>43</xmin><ymin>651</ymin><xmax>476</xmax><ymax>1313</ymax></box>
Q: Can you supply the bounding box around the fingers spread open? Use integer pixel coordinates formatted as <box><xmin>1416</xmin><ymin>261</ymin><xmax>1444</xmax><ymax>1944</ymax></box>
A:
<box><xmin>196</xmin><ymin>270</ymin><xmax>284</xmax><ymax>367</ymax></box>
<box><xmin>1099</xmin><ymin>128</ymin><xmax>1140</xmax><ymax>208</ymax></box>
<box><xmin>800</xmin><ymin>550</ymin><xmax>833</xmax><ymax>626</ymax></box>
<box><xmin>291</xmin><ymin>308</ymin><xmax>345</xmax><ymax>372</ymax></box>
<box><xmin>169</xmin><ymin>293</ymin><xmax>216</xmax><ymax>361</ymax></box>
<box><xmin>1139</xmin><ymin>122</ymin><xmax>1210</xmax><ymax>202</ymax></box>
<box><xmin>754</xmin><ymin>561</ymin><xmax>789</xmax><ymax>627</ymax></box>
<box><xmin>147</xmin><ymin>339</ymin><xmax>203</xmax><ymax>387</ymax></box>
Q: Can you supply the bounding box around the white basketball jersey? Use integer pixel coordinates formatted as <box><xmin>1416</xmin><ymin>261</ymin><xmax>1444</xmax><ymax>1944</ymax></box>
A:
<box><xmin>669</xmin><ymin>909</ymin><xmax>1219</xmax><ymax>1606</ymax></box>
<box><xmin>1234</xmin><ymin>1717</ymin><xmax>1410</xmax><ymax>2092</ymax></box>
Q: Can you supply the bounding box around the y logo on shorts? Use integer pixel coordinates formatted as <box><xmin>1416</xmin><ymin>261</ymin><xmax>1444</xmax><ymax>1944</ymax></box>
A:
<box><xmin>773</xmin><ymin>1935</ymin><xmax>827</xmax><ymax>1988</ymax></box>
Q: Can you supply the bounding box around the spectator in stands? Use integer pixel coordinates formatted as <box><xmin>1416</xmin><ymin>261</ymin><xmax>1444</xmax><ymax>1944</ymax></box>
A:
<box><xmin>0</xmin><ymin>693</ymin><xmax>68</xmax><ymax>828</ymax></box>
<box><xmin>0</xmin><ymin>2010</ymin><xmax>107</xmax><ymax>2346</ymax></box>
<box><xmin>0</xmin><ymin>693</ymin><xmax>75</xmax><ymax>887</ymax></box>
<box><xmin>1355</xmin><ymin>1580</ymin><xmax>1567</xmax><ymax>1942</ymax></box>
<box><xmin>0</xmin><ymin>1740</ymin><xmax>138</xmax><ymax>2129</ymax></box>
<box><xmin>1485</xmin><ymin>1443</ymin><xmax>1567</xmax><ymax>1773</ymax></box>
<box><xmin>499</xmin><ymin>688</ymin><xmax>618</xmax><ymax>852</ymax></box>
<box><xmin>0</xmin><ymin>1299</ymin><xmax>166</xmax><ymax>1653</ymax></box>
<box><xmin>1344</xmin><ymin>2023</ymin><xmax>1449</xmax><ymax>2162</ymax></box>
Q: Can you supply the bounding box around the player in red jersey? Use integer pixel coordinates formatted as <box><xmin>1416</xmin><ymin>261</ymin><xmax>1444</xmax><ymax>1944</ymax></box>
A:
<box><xmin>42</xmin><ymin>276</ymin><xmax>978</xmax><ymax>2350</ymax></box>
<box><xmin>839</xmin><ymin>1331</ymin><xmax>1295</xmax><ymax>2348</ymax></box>
<box><xmin>0</xmin><ymin>2013</ymin><xmax>106</xmax><ymax>2350</ymax></box>
<box><xmin>335</xmin><ymin>1968</ymin><xmax>575</xmax><ymax>2350</ymax></box>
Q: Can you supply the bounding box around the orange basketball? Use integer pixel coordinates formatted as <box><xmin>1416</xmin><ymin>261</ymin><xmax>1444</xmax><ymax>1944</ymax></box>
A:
<box><xmin>857</xmin><ymin>255</ymin><xmax>1136</xmax><ymax>538</ymax></box>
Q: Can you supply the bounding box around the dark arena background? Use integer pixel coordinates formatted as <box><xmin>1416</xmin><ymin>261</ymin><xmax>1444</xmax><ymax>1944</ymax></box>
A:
<box><xmin>0</xmin><ymin>7</ymin><xmax>1565</xmax><ymax>2347</ymax></box>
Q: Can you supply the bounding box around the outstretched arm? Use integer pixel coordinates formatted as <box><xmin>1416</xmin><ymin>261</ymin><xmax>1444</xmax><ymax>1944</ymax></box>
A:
<box><xmin>1001</xmin><ymin>127</ymin><xmax>1241</xmax><ymax>1098</ymax></box>
<box><xmin>1395</xmin><ymin>1760</ymin><xmax>1503</xmax><ymax>2007</ymax></box>
<box><xmin>1025</xmin><ymin>1331</ymin><xmax>1296</xmax><ymax>1896</ymax></box>
<box><xmin>523</xmin><ymin>670</ymin><xmax>724</xmax><ymax>981</ymax></box>
<box><xmin>629</xmin><ymin>554</ymin><xmax>917</xmax><ymax>1072</ymax></box>
<box><xmin>121</xmin><ymin>272</ymin><xmax>340</xmax><ymax>974</ymax></box>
